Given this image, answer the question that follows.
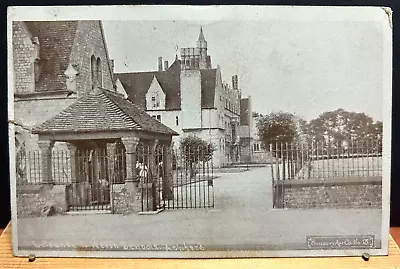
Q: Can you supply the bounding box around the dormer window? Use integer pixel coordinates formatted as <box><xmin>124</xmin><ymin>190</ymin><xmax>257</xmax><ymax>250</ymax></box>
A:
<box><xmin>151</xmin><ymin>94</ymin><xmax>160</xmax><ymax>108</ymax></box>
<box><xmin>146</xmin><ymin>76</ymin><xmax>165</xmax><ymax>110</ymax></box>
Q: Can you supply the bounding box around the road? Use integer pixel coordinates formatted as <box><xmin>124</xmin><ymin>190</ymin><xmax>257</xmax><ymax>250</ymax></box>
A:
<box><xmin>17</xmin><ymin>166</ymin><xmax>382</xmax><ymax>251</ymax></box>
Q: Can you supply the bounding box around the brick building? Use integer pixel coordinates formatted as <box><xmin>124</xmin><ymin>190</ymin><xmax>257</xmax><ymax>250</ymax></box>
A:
<box><xmin>116</xmin><ymin>27</ymin><xmax>243</xmax><ymax>167</ymax></box>
<box><xmin>13</xmin><ymin>21</ymin><xmax>178</xmax><ymax>215</ymax></box>
<box><xmin>13</xmin><ymin>20</ymin><xmax>115</xmax><ymax>152</ymax></box>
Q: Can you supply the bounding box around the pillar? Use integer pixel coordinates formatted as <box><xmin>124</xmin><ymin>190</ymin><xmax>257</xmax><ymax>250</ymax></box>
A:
<box><xmin>162</xmin><ymin>140</ymin><xmax>174</xmax><ymax>200</ymax></box>
<box><xmin>141</xmin><ymin>139</ymin><xmax>159</xmax><ymax>211</ymax></box>
<box><xmin>106</xmin><ymin>142</ymin><xmax>117</xmax><ymax>184</ymax></box>
<box><xmin>66</xmin><ymin>143</ymin><xmax>77</xmax><ymax>183</ymax></box>
<box><xmin>121</xmin><ymin>137</ymin><xmax>140</xmax><ymax>182</ymax></box>
<box><xmin>38</xmin><ymin>140</ymin><xmax>54</xmax><ymax>184</ymax></box>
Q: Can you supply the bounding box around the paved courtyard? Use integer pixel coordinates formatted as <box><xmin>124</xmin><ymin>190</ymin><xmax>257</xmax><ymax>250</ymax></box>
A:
<box><xmin>17</xmin><ymin>166</ymin><xmax>382</xmax><ymax>251</ymax></box>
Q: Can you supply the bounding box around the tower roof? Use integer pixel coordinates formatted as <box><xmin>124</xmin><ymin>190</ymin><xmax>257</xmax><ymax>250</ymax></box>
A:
<box><xmin>197</xmin><ymin>26</ymin><xmax>207</xmax><ymax>49</ymax></box>
<box><xmin>198</xmin><ymin>26</ymin><xmax>206</xmax><ymax>42</ymax></box>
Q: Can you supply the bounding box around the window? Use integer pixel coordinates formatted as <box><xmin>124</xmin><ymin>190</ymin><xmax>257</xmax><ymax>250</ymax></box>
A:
<box><xmin>91</xmin><ymin>55</ymin><xmax>96</xmax><ymax>89</ymax></box>
<box><xmin>152</xmin><ymin>115</ymin><xmax>157</xmax><ymax>119</ymax></box>
<box><xmin>96</xmin><ymin>57</ymin><xmax>102</xmax><ymax>88</ymax></box>
<box><xmin>156</xmin><ymin>115</ymin><xmax>161</xmax><ymax>121</ymax></box>
<box><xmin>151</xmin><ymin>94</ymin><xmax>160</xmax><ymax>108</ymax></box>
<box><xmin>176</xmin><ymin>116</ymin><xmax>179</xmax><ymax>126</ymax></box>
<box><xmin>34</xmin><ymin>59</ymin><xmax>42</xmax><ymax>83</ymax></box>
<box><xmin>253</xmin><ymin>143</ymin><xmax>260</xmax><ymax>152</ymax></box>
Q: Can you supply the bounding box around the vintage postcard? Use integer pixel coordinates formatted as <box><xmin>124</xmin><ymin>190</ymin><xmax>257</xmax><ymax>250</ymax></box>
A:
<box><xmin>7</xmin><ymin>5</ymin><xmax>392</xmax><ymax>258</ymax></box>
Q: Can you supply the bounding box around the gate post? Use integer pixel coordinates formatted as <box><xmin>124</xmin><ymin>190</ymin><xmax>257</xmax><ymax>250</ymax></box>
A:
<box><xmin>66</xmin><ymin>143</ymin><xmax>77</xmax><ymax>183</ymax></box>
<box><xmin>120</xmin><ymin>137</ymin><xmax>141</xmax><ymax>213</ymax></box>
<box><xmin>38</xmin><ymin>140</ymin><xmax>54</xmax><ymax>185</ymax></box>
<box><xmin>66</xmin><ymin>143</ymin><xmax>78</xmax><ymax>208</ymax></box>
<box><xmin>148</xmin><ymin>140</ymin><xmax>160</xmax><ymax>211</ymax></box>
<box><xmin>162</xmin><ymin>141</ymin><xmax>174</xmax><ymax>200</ymax></box>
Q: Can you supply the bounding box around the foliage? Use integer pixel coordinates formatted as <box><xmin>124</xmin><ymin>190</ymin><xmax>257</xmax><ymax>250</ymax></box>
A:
<box><xmin>256</xmin><ymin>111</ymin><xmax>302</xmax><ymax>145</ymax></box>
<box><xmin>254</xmin><ymin>108</ymin><xmax>383</xmax><ymax>157</ymax></box>
<box><xmin>307</xmin><ymin>108</ymin><xmax>382</xmax><ymax>152</ymax></box>
<box><xmin>180</xmin><ymin>135</ymin><xmax>215</xmax><ymax>164</ymax></box>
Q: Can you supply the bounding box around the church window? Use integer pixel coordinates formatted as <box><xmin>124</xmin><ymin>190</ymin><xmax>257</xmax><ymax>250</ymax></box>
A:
<box><xmin>96</xmin><ymin>57</ymin><xmax>102</xmax><ymax>88</ymax></box>
<box><xmin>91</xmin><ymin>55</ymin><xmax>96</xmax><ymax>89</ymax></box>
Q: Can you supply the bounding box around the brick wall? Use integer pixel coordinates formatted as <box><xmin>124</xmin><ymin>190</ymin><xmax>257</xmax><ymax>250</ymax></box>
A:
<box><xmin>12</xmin><ymin>22</ymin><xmax>35</xmax><ymax>94</ymax></box>
<box><xmin>17</xmin><ymin>185</ymin><xmax>68</xmax><ymax>218</ymax></box>
<box><xmin>70</xmin><ymin>21</ymin><xmax>114</xmax><ymax>97</ymax></box>
<box><xmin>14</xmin><ymin>97</ymin><xmax>76</xmax><ymax>129</ymax></box>
<box><xmin>280</xmin><ymin>177</ymin><xmax>382</xmax><ymax>209</ymax></box>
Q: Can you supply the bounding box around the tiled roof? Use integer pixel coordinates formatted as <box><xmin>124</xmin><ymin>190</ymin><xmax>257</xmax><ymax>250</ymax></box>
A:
<box><xmin>24</xmin><ymin>21</ymin><xmax>79</xmax><ymax>92</ymax></box>
<box><xmin>32</xmin><ymin>88</ymin><xmax>179</xmax><ymax>135</ymax></box>
<box><xmin>116</xmin><ymin>60</ymin><xmax>217</xmax><ymax>110</ymax></box>
<box><xmin>116</xmin><ymin>60</ymin><xmax>181</xmax><ymax>110</ymax></box>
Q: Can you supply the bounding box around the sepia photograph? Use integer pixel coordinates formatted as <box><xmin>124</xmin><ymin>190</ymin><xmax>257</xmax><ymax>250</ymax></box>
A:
<box><xmin>8</xmin><ymin>5</ymin><xmax>392</xmax><ymax>258</ymax></box>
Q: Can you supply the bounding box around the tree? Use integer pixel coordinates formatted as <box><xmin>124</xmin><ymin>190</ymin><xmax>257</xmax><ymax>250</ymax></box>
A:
<box><xmin>180</xmin><ymin>135</ymin><xmax>215</xmax><ymax>178</ymax></box>
<box><xmin>256</xmin><ymin>112</ymin><xmax>307</xmax><ymax>179</ymax></box>
<box><xmin>308</xmin><ymin>108</ymin><xmax>382</xmax><ymax>153</ymax></box>
<box><xmin>256</xmin><ymin>111</ymin><xmax>302</xmax><ymax>147</ymax></box>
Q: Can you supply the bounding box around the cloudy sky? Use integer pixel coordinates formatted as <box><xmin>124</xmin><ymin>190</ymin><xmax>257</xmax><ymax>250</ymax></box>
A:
<box><xmin>102</xmin><ymin>20</ymin><xmax>384</xmax><ymax>122</ymax></box>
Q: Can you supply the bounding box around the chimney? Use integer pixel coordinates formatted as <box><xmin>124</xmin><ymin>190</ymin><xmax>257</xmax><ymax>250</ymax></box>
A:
<box><xmin>158</xmin><ymin>57</ymin><xmax>163</xmax><ymax>71</ymax></box>
<box><xmin>206</xmin><ymin>55</ymin><xmax>212</xmax><ymax>68</ymax></box>
<box><xmin>232</xmin><ymin>75</ymin><xmax>238</xmax><ymax>90</ymax></box>
<box><xmin>164</xmin><ymin>60</ymin><xmax>169</xmax><ymax>71</ymax></box>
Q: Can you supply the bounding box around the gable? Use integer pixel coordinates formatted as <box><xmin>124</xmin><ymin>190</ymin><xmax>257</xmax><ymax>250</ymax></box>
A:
<box><xmin>117</xmin><ymin>60</ymin><xmax>218</xmax><ymax>110</ymax></box>
<box><xmin>146</xmin><ymin>76</ymin><xmax>166</xmax><ymax>110</ymax></box>
<box><xmin>69</xmin><ymin>21</ymin><xmax>114</xmax><ymax>95</ymax></box>
<box><xmin>115</xmin><ymin>78</ymin><xmax>128</xmax><ymax>99</ymax></box>
<box><xmin>116</xmin><ymin>59</ymin><xmax>181</xmax><ymax>110</ymax></box>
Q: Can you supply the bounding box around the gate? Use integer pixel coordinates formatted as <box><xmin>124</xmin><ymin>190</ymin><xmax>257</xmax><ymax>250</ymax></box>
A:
<box><xmin>137</xmin><ymin>145</ymin><xmax>215</xmax><ymax>211</ymax></box>
<box><xmin>67</xmin><ymin>147</ymin><xmax>116</xmax><ymax>212</ymax></box>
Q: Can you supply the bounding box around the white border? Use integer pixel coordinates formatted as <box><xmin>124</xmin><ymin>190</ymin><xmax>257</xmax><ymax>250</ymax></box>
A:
<box><xmin>7</xmin><ymin>5</ymin><xmax>392</xmax><ymax>258</ymax></box>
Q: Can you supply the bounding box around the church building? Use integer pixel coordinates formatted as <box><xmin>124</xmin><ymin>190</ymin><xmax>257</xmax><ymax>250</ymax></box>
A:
<box><xmin>116</xmin><ymin>28</ymin><xmax>243</xmax><ymax>167</ymax></box>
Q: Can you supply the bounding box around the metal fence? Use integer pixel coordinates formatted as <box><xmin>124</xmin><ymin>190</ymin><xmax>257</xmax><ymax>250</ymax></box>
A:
<box><xmin>269</xmin><ymin>139</ymin><xmax>382</xmax><ymax>181</ymax></box>
<box><xmin>16</xmin><ymin>144</ymin><xmax>215</xmax><ymax>212</ymax></box>
<box><xmin>269</xmin><ymin>139</ymin><xmax>383</xmax><ymax>209</ymax></box>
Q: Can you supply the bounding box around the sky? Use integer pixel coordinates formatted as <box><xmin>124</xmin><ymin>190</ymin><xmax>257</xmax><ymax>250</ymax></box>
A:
<box><xmin>102</xmin><ymin>20</ymin><xmax>384</xmax><ymax>122</ymax></box>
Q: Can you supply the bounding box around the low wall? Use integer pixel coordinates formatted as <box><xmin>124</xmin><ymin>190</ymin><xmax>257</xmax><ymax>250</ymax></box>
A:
<box><xmin>280</xmin><ymin>176</ymin><xmax>382</xmax><ymax>209</ymax></box>
<box><xmin>17</xmin><ymin>184</ymin><xmax>68</xmax><ymax>218</ymax></box>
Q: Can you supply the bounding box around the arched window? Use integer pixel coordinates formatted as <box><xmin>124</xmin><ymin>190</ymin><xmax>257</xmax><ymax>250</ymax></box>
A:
<box><xmin>91</xmin><ymin>55</ymin><xmax>96</xmax><ymax>89</ymax></box>
<box><xmin>96</xmin><ymin>57</ymin><xmax>102</xmax><ymax>88</ymax></box>
<box><xmin>176</xmin><ymin>116</ymin><xmax>179</xmax><ymax>126</ymax></box>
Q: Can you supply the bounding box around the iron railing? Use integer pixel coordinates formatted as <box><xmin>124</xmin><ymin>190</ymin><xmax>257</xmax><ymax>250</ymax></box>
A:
<box><xmin>16</xmin><ymin>144</ymin><xmax>215</xmax><ymax>212</ymax></box>
<box><xmin>269</xmin><ymin>139</ymin><xmax>383</xmax><ymax>209</ymax></box>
